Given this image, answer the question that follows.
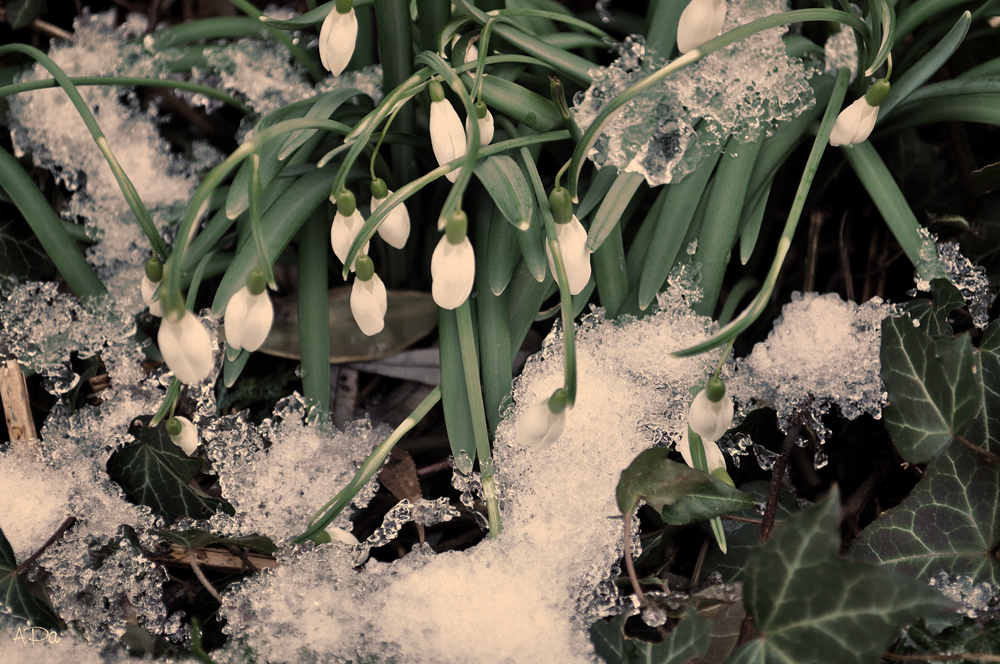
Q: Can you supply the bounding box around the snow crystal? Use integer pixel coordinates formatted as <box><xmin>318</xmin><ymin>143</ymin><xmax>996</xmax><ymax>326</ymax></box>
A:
<box><xmin>0</xmin><ymin>453</ymin><xmax>74</xmax><ymax>560</ymax></box>
<box><xmin>572</xmin><ymin>0</ymin><xmax>815</xmax><ymax>186</ymax></box>
<box><xmin>929</xmin><ymin>570</ymin><xmax>1000</xmax><ymax>619</ymax></box>
<box><xmin>912</xmin><ymin>235</ymin><xmax>992</xmax><ymax>330</ymax></box>
<box><xmin>728</xmin><ymin>292</ymin><xmax>899</xmax><ymax>439</ymax></box>
<box><xmin>823</xmin><ymin>26</ymin><xmax>859</xmax><ymax>82</ymax></box>
<box><xmin>205</xmin><ymin>394</ymin><xmax>388</xmax><ymax>545</ymax></box>
<box><xmin>221</xmin><ymin>284</ymin><xmax>722</xmax><ymax>663</ymax></box>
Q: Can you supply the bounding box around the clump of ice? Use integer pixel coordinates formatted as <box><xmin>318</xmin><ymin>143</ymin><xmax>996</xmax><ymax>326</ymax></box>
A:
<box><xmin>204</xmin><ymin>394</ymin><xmax>389</xmax><ymax>545</ymax></box>
<box><xmin>912</xmin><ymin>231</ymin><xmax>992</xmax><ymax>329</ymax></box>
<box><xmin>221</xmin><ymin>285</ymin><xmax>722</xmax><ymax>663</ymax></box>
<box><xmin>0</xmin><ymin>454</ymin><xmax>74</xmax><ymax>560</ymax></box>
<box><xmin>929</xmin><ymin>571</ymin><xmax>1000</xmax><ymax>619</ymax></box>
<box><xmin>823</xmin><ymin>26</ymin><xmax>859</xmax><ymax>81</ymax></box>
<box><xmin>728</xmin><ymin>292</ymin><xmax>899</xmax><ymax>440</ymax></box>
<box><xmin>572</xmin><ymin>0</ymin><xmax>815</xmax><ymax>186</ymax></box>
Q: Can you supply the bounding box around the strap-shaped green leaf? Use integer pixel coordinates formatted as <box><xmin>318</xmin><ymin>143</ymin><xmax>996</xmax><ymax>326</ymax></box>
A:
<box><xmin>474</xmin><ymin>155</ymin><xmax>533</xmax><ymax>231</ymax></box>
<box><xmin>586</xmin><ymin>171</ymin><xmax>644</xmax><ymax>253</ymax></box>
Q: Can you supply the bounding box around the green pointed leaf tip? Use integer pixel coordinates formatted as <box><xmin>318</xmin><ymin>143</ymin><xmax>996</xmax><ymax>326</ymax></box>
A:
<box><xmin>880</xmin><ymin>316</ymin><xmax>982</xmax><ymax>463</ymax></box>
<box><xmin>107</xmin><ymin>416</ymin><xmax>234</xmax><ymax>523</ymax></box>
<box><xmin>851</xmin><ymin>443</ymin><xmax>1000</xmax><ymax>585</ymax></box>
<box><xmin>660</xmin><ymin>479</ymin><xmax>755</xmax><ymax>526</ymax></box>
<box><xmin>616</xmin><ymin>447</ymin><xmax>716</xmax><ymax>514</ymax></box>
<box><xmin>733</xmin><ymin>490</ymin><xmax>952</xmax><ymax>664</ymax></box>
<box><xmin>590</xmin><ymin>608</ymin><xmax>712</xmax><ymax>664</ymax></box>
<box><xmin>903</xmin><ymin>278</ymin><xmax>966</xmax><ymax>338</ymax></box>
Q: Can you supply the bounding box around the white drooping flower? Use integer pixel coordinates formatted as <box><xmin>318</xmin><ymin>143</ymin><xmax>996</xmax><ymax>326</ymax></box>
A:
<box><xmin>330</xmin><ymin>189</ymin><xmax>369</xmax><ymax>271</ymax></box>
<box><xmin>516</xmin><ymin>398</ymin><xmax>567</xmax><ymax>450</ymax></box>
<box><xmin>465</xmin><ymin>102</ymin><xmax>495</xmax><ymax>148</ymax></box>
<box><xmin>829</xmin><ymin>78</ymin><xmax>890</xmax><ymax>147</ymax></box>
<box><xmin>688</xmin><ymin>379</ymin><xmax>735</xmax><ymax>443</ymax></box>
<box><xmin>677</xmin><ymin>0</ymin><xmax>727</xmax><ymax>54</ymax></box>
<box><xmin>158</xmin><ymin>310</ymin><xmax>214</xmax><ymax>385</ymax></box>
<box><xmin>370</xmin><ymin>178</ymin><xmax>410</xmax><ymax>249</ymax></box>
<box><xmin>166</xmin><ymin>416</ymin><xmax>199</xmax><ymax>456</ymax></box>
<box><xmin>431</xmin><ymin>210</ymin><xmax>475</xmax><ymax>310</ymax></box>
<box><xmin>225</xmin><ymin>269</ymin><xmax>274</xmax><ymax>353</ymax></box>
<box><xmin>319</xmin><ymin>0</ymin><xmax>358</xmax><ymax>76</ymax></box>
<box><xmin>677</xmin><ymin>427</ymin><xmax>728</xmax><ymax>474</ymax></box>
<box><xmin>429</xmin><ymin>80</ymin><xmax>467</xmax><ymax>183</ymax></box>
<box><xmin>546</xmin><ymin>215</ymin><xmax>592</xmax><ymax>296</ymax></box>
<box><xmin>350</xmin><ymin>255</ymin><xmax>387</xmax><ymax>336</ymax></box>
<box><xmin>141</xmin><ymin>257</ymin><xmax>164</xmax><ymax>317</ymax></box>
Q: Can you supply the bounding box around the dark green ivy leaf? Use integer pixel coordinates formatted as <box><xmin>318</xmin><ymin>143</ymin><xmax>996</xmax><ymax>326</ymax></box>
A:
<box><xmin>903</xmin><ymin>279</ymin><xmax>966</xmax><ymax>338</ymax></box>
<box><xmin>851</xmin><ymin>443</ymin><xmax>1000</xmax><ymax>584</ymax></box>
<box><xmin>964</xmin><ymin>321</ymin><xmax>1000</xmax><ymax>454</ymax></box>
<box><xmin>0</xmin><ymin>217</ymin><xmax>55</xmax><ymax>281</ymax></box>
<box><xmin>617</xmin><ymin>448</ymin><xmax>720</xmax><ymax>514</ymax></box>
<box><xmin>730</xmin><ymin>490</ymin><xmax>951</xmax><ymax>664</ymax></box>
<box><xmin>107</xmin><ymin>416</ymin><xmax>233</xmax><ymax>523</ymax></box>
<box><xmin>590</xmin><ymin>608</ymin><xmax>712</xmax><ymax>664</ymax></box>
<box><xmin>0</xmin><ymin>525</ymin><xmax>62</xmax><ymax>632</ymax></box>
<box><xmin>880</xmin><ymin>316</ymin><xmax>982</xmax><ymax>463</ymax></box>
<box><xmin>659</xmin><ymin>480</ymin><xmax>755</xmax><ymax>526</ymax></box>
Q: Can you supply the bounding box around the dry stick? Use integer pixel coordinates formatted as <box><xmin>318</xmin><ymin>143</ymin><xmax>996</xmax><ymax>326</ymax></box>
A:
<box><xmin>622</xmin><ymin>510</ymin><xmax>646</xmax><ymax>606</ymax></box>
<box><xmin>0</xmin><ymin>359</ymin><xmax>41</xmax><ymax>458</ymax></box>
<box><xmin>838</xmin><ymin>211</ymin><xmax>856</xmax><ymax>302</ymax></box>
<box><xmin>690</xmin><ymin>538</ymin><xmax>710</xmax><ymax>588</ymax></box>
<box><xmin>188</xmin><ymin>552</ymin><xmax>224</xmax><ymax>604</ymax></box>
<box><xmin>720</xmin><ymin>514</ymin><xmax>763</xmax><ymax>525</ymax></box>
<box><xmin>957</xmin><ymin>435</ymin><xmax>1000</xmax><ymax>464</ymax></box>
<box><xmin>804</xmin><ymin>210</ymin><xmax>826</xmax><ymax>292</ymax></box>
<box><xmin>15</xmin><ymin>516</ymin><xmax>76</xmax><ymax>575</ymax></box>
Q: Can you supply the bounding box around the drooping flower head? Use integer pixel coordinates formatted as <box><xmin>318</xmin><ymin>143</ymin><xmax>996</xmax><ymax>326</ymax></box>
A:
<box><xmin>677</xmin><ymin>426</ymin><xmax>728</xmax><ymax>475</ymax></box>
<box><xmin>465</xmin><ymin>101</ymin><xmax>495</xmax><ymax>149</ymax></box>
<box><xmin>158</xmin><ymin>309</ymin><xmax>214</xmax><ymax>385</ymax></box>
<box><xmin>677</xmin><ymin>0</ymin><xmax>727</xmax><ymax>54</ymax></box>
<box><xmin>166</xmin><ymin>416</ymin><xmax>199</xmax><ymax>456</ymax></box>
<box><xmin>330</xmin><ymin>189</ymin><xmax>370</xmax><ymax>271</ymax></box>
<box><xmin>516</xmin><ymin>388</ymin><xmax>569</xmax><ymax>450</ymax></box>
<box><xmin>225</xmin><ymin>267</ymin><xmax>274</xmax><ymax>355</ymax></box>
<box><xmin>429</xmin><ymin>80</ymin><xmax>467</xmax><ymax>183</ymax></box>
<box><xmin>431</xmin><ymin>208</ymin><xmax>475</xmax><ymax>309</ymax></box>
<box><xmin>829</xmin><ymin>78</ymin><xmax>890</xmax><ymax>147</ymax></box>
<box><xmin>546</xmin><ymin>186</ymin><xmax>592</xmax><ymax>296</ymax></box>
<box><xmin>351</xmin><ymin>254</ymin><xmax>388</xmax><ymax>336</ymax></box>
<box><xmin>688</xmin><ymin>375</ymin><xmax>734</xmax><ymax>443</ymax></box>
<box><xmin>319</xmin><ymin>0</ymin><xmax>358</xmax><ymax>76</ymax></box>
<box><xmin>141</xmin><ymin>256</ymin><xmax>164</xmax><ymax>317</ymax></box>
<box><xmin>370</xmin><ymin>177</ymin><xmax>410</xmax><ymax>249</ymax></box>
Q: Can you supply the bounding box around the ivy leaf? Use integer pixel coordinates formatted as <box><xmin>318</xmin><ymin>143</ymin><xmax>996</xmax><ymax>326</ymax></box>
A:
<box><xmin>0</xmin><ymin>525</ymin><xmax>62</xmax><ymax>631</ymax></box>
<box><xmin>107</xmin><ymin>416</ymin><xmax>233</xmax><ymax>523</ymax></box>
<box><xmin>659</xmin><ymin>481</ymin><xmax>755</xmax><ymax>526</ymax></box>
<box><xmin>904</xmin><ymin>279</ymin><xmax>966</xmax><ymax>338</ymax></box>
<box><xmin>880</xmin><ymin>316</ymin><xmax>982</xmax><ymax>463</ymax></box>
<box><xmin>851</xmin><ymin>443</ymin><xmax>1000</xmax><ymax>584</ymax></box>
<box><xmin>0</xmin><ymin>217</ymin><xmax>55</xmax><ymax>281</ymax></box>
<box><xmin>590</xmin><ymin>609</ymin><xmax>712</xmax><ymax>664</ymax></box>
<box><xmin>153</xmin><ymin>529</ymin><xmax>277</xmax><ymax>555</ymax></box>
<box><xmin>617</xmin><ymin>448</ymin><xmax>730</xmax><ymax>515</ymax></box>
<box><xmin>964</xmin><ymin>321</ymin><xmax>1000</xmax><ymax>453</ymax></box>
<box><xmin>730</xmin><ymin>490</ymin><xmax>951</xmax><ymax>664</ymax></box>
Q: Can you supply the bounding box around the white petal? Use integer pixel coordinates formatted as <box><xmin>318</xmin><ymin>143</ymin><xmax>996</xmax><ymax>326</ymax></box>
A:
<box><xmin>546</xmin><ymin>215</ymin><xmax>592</xmax><ymax>295</ymax></box>
<box><xmin>516</xmin><ymin>402</ymin><xmax>565</xmax><ymax>449</ymax></box>
<box><xmin>465</xmin><ymin>110</ymin><xmax>495</xmax><ymax>148</ymax></box>
<box><xmin>677</xmin><ymin>0</ymin><xmax>727</xmax><ymax>54</ymax></box>
<box><xmin>319</xmin><ymin>8</ymin><xmax>358</xmax><ymax>76</ymax></box>
<box><xmin>170</xmin><ymin>416</ymin><xmax>200</xmax><ymax>456</ymax></box>
<box><xmin>431</xmin><ymin>236</ymin><xmax>475</xmax><ymax>309</ymax></box>
<box><xmin>330</xmin><ymin>209</ymin><xmax>369</xmax><ymax>271</ymax></box>
<box><xmin>678</xmin><ymin>427</ymin><xmax>727</xmax><ymax>474</ymax></box>
<box><xmin>239</xmin><ymin>291</ymin><xmax>274</xmax><ymax>352</ymax></box>
<box><xmin>371</xmin><ymin>191</ymin><xmax>411</xmax><ymax>249</ymax></box>
<box><xmin>224</xmin><ymin>286</ymin><xmax>251</xmax><ymax>351</ymax></box>
<box><xmin>430</xmin><ymin>99</ymin><xmax>467</xmax><ymax>183</ymax></box>
<box><xmin>351</xmin><ymin>275</ymin><xmax>387</xmax><ymax>336</ymax></box>
<box><xmin>829</xmin><ymin>97</ymin><xmax>879</xmax><ymax>147</ymax></box>
<box><xmin>158</xmin><ymin>311</ymin><xmax>214</xmax><ymax>385</ymax></box>
<box><xmin>141</xmin><ymin>274</ymin><xmax>163</xmax><ymax>317</ymax></box>
<box><xmin>688</xmin><ymin>389</ymin><xmax>734</xmax><ymax>442</ymax></box>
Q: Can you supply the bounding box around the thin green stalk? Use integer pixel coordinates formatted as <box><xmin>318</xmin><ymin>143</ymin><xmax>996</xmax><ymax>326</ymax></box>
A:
<box><xmin>0</xmin><ymin>146</ymin><xmax>106</xmax><ymax>300</ymax></box>
<box><xmin>375</xmin><ymin>0</ymin><xmax>416</xmax><ymax>184</ymax></box>
<box><xmin>226</xmin><ymin>0</ymin><xmax>325</xmax><ymax>82</ymax></box>
<box><xmin>0</xmin><ymin>44</ymin><xmax>169</xmax><ymax>261</ymax></box>
<box><xmin>565</xmin><ymin>8</ymin><xmax>870</xmax><ymax>200</ymax></box>
<box><xmin>150</xmin><ymin>378</ymin><xmax>182</xmax><ymax>427</ymax></box>
<box><xmin>297</xmin><ymin>210</ymin><xmax>331</xmax><ymax>421</ymax></box>
<box><xmin>674</xmin><ymin>67</ymin><xmax>853</xmax><ymax>358</ymax></box>
<box><xmin>248</xmin><ymin>153</ymin><xmax>277</xmax><ymax>288</ymax></box>
<box><xmin>295</xmin><ymin>386</ymin><xmax>442</xmax><ymax>543</ymax></box>
<box><xmin>455</xmin><ymin>302</ymin><xmax>502</xmax><ymax>538</ymax></box>
<box><xmin>0</xmin><ymin>76</ymin><xmax>249</xmax><ymax>112</ymax></box>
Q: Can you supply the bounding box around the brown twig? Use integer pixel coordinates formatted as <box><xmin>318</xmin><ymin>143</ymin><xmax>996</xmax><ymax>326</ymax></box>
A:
<box><xmin>759</xmin><ymin>397</ymin><xmax>814</xmax><ymax>546</ymax></box>
<box><xmin>838</xmin><ymin>211</ymin><xmax>856</xmax><ymax>302</ymax></box>
<box><xmin>188</xmin><ymin>551</ymin><xmax>224</xmax><ymax>604</ymax></box>
<box><xmin>720</xmin><ymin>514</ymin><xmax>763</xmax><ymax>525</ymax></box>
<box><xmin>0</xmin><ymin>9</ymin><xmax>74</xmax><ymax>40</ymax></box>
<box><xmin>15</xmin><ymin>516</ymin><xmax>76</xmax><ymax>575</ymax></box>
<box><xmin>804</xmin><ymin>210</ymin><xmax>826</xmax><ymax>293</ymax></box>
<box><xmin>622</xmin><ymin>510</ymin><xmax>646</xmax><ymax>606</ymax></box>
<box><xmin>689</xmin><ymin>538</ymin><xmax>710</xmax><ymax>588</ymax></box>
<box><xmin>957</xmin><ymin>436</ymin><xmax>1000</xmax><ymax>464</ymax></box>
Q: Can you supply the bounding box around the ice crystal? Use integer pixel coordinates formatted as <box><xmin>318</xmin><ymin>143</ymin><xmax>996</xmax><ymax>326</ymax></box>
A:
<box><xmin>572</xmin><ymin>0</ymin><xmax>815</xmax><ymax>186</ymax></box>
<box><xmin>917</xmin><ymin>237</ymin><xmax>993</xmax><ymax>329</ymax></box>
<box><xmin>823</xmin><ymin>26</ymin><xmax>859</xmax><ymax>82</ymax></box>
<box><xmin>929</xmin><ymin>571</ymin><xmax>1000</xmax><ymax>619</ymax></box>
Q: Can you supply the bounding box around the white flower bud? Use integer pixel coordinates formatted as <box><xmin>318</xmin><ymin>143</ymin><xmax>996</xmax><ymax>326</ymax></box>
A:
<box><xmin>319</xmin><ymin>4</ymin><xmax>358</xmax><ymax>76</ymax></box>
<box><xmin>546</xmin><ymin>215</ymin><xmax>592</xmax><ymax>296</ymax></box>
<box><xmin>677</xmin><ymin>0</ymin><xmax>727</xmax><ymax>54</ymax></box>
<box><xmin>158</xmin><ymin>310</ymin><xmax>214</xmax><ymax>385</ymax></box>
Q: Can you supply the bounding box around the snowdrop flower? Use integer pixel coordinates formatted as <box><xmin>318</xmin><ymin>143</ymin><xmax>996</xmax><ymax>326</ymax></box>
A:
<box><xmin>330</xmin><ymin>189</ymin><xmax>369</xmax><ymax>271</ymax></box>
<box><xmin>158</xmin><ymin>309</ymin><xmax>214</xmax><ymax>385</ymax></box>
<box><xmin>319</xmin><ymin>0</ymin><xmax>357</xmax><ymax>76</ymax></box>
<box><xmin>350</xmin><ymin>255</ymin><xmax>387</xmax><ymax>336</ymax></box>
<box><xmin>166</xmin><ymin>416</ymin><xmax>199</xmax><ymax>456</ymax></box>
<box><xmin>465</xmin><ymin>101</ymin><xmax>494</xmax><ymax>148</ymax></box>
<box><xmin>677</xmin><ymin>0</ymin><xmax>727</xmax><ymax>54</ymax></box>
<box><xmin>370</xmin><ymin>178</ymin><xmax>410</xmax><ymax>249</ymax></box>
<box><xmin>431</xmin><ymin>209</ymin><xmax>475</xmax><ymax>309</ymax></box>
<box><xmin>677</xmin><ymin>427</ymin><xmax>728</xmax><ymax>474</ymax></box>
<box><xmin>829</xmin><ymin>78</ymin><xmax>890</xmax><ymax>147</ymax></box>
<box><xmin>546</xmin><ymin>187</ymin><xmax>591</xmax><ymax>295</ymax></box>
<box><xmin>688</xmin><ymin>375</ymin><xmax>734</xmax><ymax>442</ymax></box>
<box><xmin>225</xmin><ymin>268</ymin><xmax>273</xmax><ymax>354</ymax></box>
<box><xmin>429</xmin><ymin>80</ymin><xmax>467</xmax><ymax>183</ymax></box>
<box><xmin>516</xmin><ymin>388</ymin><xmax>568</xmax><ymax>450</ymax></box>
<box><xmin>141</xmin><ymin>256</ymin><xmax>164</xmax><ymax>317</ymax></box>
